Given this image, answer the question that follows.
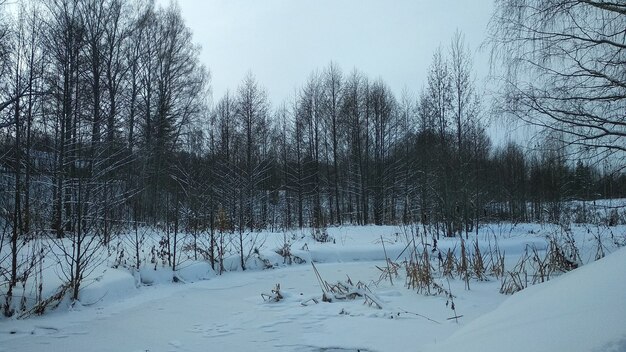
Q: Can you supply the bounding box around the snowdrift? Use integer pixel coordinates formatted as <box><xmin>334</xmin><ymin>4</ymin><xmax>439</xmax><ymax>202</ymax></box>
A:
<box><xmin>425</xmin><ymin>247</ymin><xmax>626</xmax><ymax>352</ymax></box>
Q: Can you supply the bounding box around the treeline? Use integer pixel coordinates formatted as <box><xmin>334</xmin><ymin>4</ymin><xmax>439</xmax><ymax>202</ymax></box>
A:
<box><xmin>0</xmin><ymin>0</ymin><xmax>207</xmax><ymax>240</ymax></box>
<box><xmin>1</xmin><ymin>0</ymin><xmax>624</xmax><ymax>247</ymax></box>
<box><xmin>0</xmin><ymin>0</ymin><xmax>210</xmax><ymax>308</ymax></box>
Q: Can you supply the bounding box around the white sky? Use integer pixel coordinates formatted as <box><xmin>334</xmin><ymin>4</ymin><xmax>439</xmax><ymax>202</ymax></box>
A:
<box><xmin>168</xmin><ymin>0</ymin><xmax>495</xmax><ymax>105</ymax></box>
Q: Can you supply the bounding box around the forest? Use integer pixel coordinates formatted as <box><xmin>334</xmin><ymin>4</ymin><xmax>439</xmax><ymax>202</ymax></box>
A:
<box><xmin>0</xmin><ymin>0</ymin><xmax>625</xmax><ymax>319</ymax></box>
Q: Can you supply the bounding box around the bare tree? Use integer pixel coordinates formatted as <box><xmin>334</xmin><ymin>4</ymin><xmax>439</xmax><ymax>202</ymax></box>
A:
<box><xmin>369</xmin><ymin>79</ymin><xmax>396</xmax><ymax>225</ymax></box>
<box><xmin>488</xmin><ymin>0</ymin><xmax>626</xmax><ymax>167</ymax></box>
<box><xmin>424</xmin><ymin>47</ymin><xmax>456</xmax><ymax>235</ymax></box>
<box><xmin>235</xmin><ymin>73</ymin><xmax>269</xmax><ymax>232</ymax></box>
<box><xmin>450</xmin><ymin>30</ymin><xmax>481</xmax><ymax>236</ymax></box>
<box><xmin>322</xmin><ymin>62</ymin><xmax>344</xmax><ymax>225</ymax></box>
<box><xmin>0</xmin><ymin>1</ymin><xmax>29</xmax><ymax>128</ymax></box>
<box><xmin>1</xmin><ymin>1</ymin><xmax>44</xmax><ymax>316</ymax></box>
<box><xmin>298</xmin><ymin>72</ymin><xmax>325</xmax><ymax>227</ymax></box>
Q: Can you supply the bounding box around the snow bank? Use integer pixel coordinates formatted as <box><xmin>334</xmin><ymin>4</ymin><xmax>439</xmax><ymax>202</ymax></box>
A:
<box><xmin>79</xmin><ymin>269</ymin><xmax>136</xmax><ymax>306</ymax></box>
<box><xmin>139</xmin><ymin>261</ymin><xmax>216</xmax><ymax>285</ymax></box>
<box><xmin>424</xmin><ymin>247</ymin><xmax>626</xmax><ymax>352</ymax></box>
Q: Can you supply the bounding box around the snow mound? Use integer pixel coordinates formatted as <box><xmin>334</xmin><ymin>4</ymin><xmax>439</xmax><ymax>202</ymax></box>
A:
<box><xmin>139</xmin><ymin>261</ymin><xmax>215</xmax><ymax>285</ymax></box>
<box><xmin>79</xmin><ymin>268</ymin><xmax>136</xmax><ymax>306</ymax></box>
<box><xmin>424</xmin><ymin>247</ymin><xmax>626</xmax><ymax>352</ymax></box>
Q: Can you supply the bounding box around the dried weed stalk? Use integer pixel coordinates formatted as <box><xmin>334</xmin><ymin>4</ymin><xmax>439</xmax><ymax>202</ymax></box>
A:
<box><xmin>471</xmin><ymin>239</ymin><xmax>487</xmax><ymax>281</ymax></box>
<box><xmin>405</xmin><ymin>247</ymin><xmax>435</xmax><ymax>295</ymax></box>
<box><xmin>311</xmin><ymin>263</ymin><xmax>382</xmax><ymax>309</ymax></box>
<box><xmin>261</xmin><ymin>283</ymin><xmax>284</xmax><ymax>302</ymax></box>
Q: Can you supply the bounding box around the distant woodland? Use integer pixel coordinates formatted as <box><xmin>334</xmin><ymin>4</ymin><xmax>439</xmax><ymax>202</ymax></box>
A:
<box><xmin>0</xmin><ymin>0</ymin><xmax>624</xmax><ymax>241</ymax></box>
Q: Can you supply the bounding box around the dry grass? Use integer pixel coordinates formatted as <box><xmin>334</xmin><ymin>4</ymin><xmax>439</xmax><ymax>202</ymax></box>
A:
<box><xmin>456</xmin><ymin>239</ymin><xmax>470</xmax><ymax>290</ymax></box>
<box><xmin>311</xmin><ymin>262</ymin><xmax>382</xmax><ymax>309</ymax></box>
<box><xmin>375</xmin><ymin>259</ymin><xmax>400</xmax><ymax>286</ymax></box>
<box><xmin>441</xmin><ymin>248</ymin><xmax>456</xmax><ymax>278</ymax></box>
<box><xmin>500</xmin><ymin>230</ymin><xmax>583</xmax><ymax>294</ymax></box>
<box><xmin>471</xmin><ymin>239</ymin><xmax>487</xmax><ymax>281</ymax></box>
<box><xmin>500</xmin><ymin>249</ymin><xmax>529</xmax><ymax>294</ymax></box>
<box><xmin>405</xmin><ymin>247</ymin><xmax>435</xmax><ymax>295</ymax></box>
<box><xmin>487</xmin><ymin>236</ymin><xmax>505</xmax><ymax>279</ymax></box>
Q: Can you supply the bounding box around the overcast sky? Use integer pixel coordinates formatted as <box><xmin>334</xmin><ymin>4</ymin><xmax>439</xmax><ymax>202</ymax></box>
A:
<box><xmin>168</xmin><ymin>0</ymin><xmax>495</xmax><ymax>105</ymax></box>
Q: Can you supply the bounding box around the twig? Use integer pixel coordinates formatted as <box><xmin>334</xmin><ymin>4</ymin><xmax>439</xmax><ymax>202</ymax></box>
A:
<box><xmin>447</xmin><ymin>315</ymin><xmax>464</xmax><ymax>321</ymax></box>
<box><xmin>398</xmin><ymin>309</ymin><xmax>441</xmax><ymax>324</ymax></box>
<box><xmin>381</xmin><ymin>235</ymin><xmax>393</xmax><ymax>285</ymax></box>
<box><xmin>311</xmin><ymin>262</ymin><xmax>329</xmax><ymax>294</ymax></box>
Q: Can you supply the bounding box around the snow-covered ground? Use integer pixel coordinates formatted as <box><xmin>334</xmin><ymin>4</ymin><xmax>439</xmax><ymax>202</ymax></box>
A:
<box><xmin>423</xmin><ymin>246</ymin><xmax>626</xmax><ymax>352</ymax></box>
<box><xmin>0</xmin><ymin>223</ymin><xmax>625</xmax><ymax>351</ymax></box>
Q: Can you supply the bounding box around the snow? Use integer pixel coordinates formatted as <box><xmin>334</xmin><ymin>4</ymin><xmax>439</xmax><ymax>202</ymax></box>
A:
<box><xmin>424</xmin><ymin>246</ymin><xmax>626</xmax><ymax>352</ymax></box>
<box><xmin>0</xmin><ymin>223</ymin><xmax>624</xmax><ymax>351</ymax></box>
<box><xmin>0</xmin><ymin>261</ymin><xmax>503</xmax><ymax>352</ymax></box>
<box><xmin>79</xmin><ymin>268</ymin><xmax>137</xmax><ymax>306</ymax></box>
